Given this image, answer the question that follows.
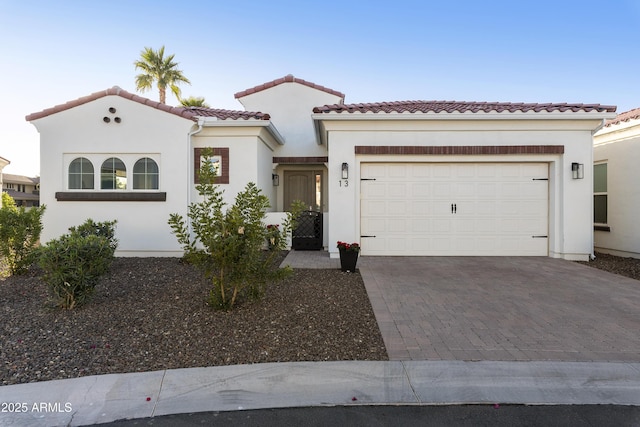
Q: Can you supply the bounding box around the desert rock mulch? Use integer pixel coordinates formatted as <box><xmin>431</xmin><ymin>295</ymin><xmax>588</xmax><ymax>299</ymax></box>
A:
<box><xmin>577</xmin><ymin>252</ymin><xmax>640</xmax><ymax>281</ymax></box>
<box><xmin>0</xmin><ymin>256</ymin><xmax>387</xmax><ymax>386</ymax></box>
<box><xmin>3</xmin><ymin>251</ymin><xmax>639</xmax><ymax>386</ymax></box>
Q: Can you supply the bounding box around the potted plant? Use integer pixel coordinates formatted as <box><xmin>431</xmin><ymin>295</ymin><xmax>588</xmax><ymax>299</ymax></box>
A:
<box><xmin>337</xmin><ymin>241</ymin><xmax>360</xmax><ymax>272</ymax></box>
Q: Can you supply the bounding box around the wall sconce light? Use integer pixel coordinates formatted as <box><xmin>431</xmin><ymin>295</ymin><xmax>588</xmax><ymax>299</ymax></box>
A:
<box><xmin>272</xmin><ymin>173</ymin><xmax>279</xmax><ymax>186</ymax></box>
<box><xmin>571</xmin><ymin>162</ymin><xmax>584</xmax><ymax>179</ymax></box>
<box><xmin>341</xmin><ymin>162</ymin><xmax>349</xmax><ymax>179</ymax></box>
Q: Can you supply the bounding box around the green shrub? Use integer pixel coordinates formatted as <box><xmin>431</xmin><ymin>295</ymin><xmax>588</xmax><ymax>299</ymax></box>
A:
<box><xmin>0</xmin><ymin>193</ymin><xmax>45</xmax><ymax>275</ymax></box>
<box><xmin>169</xmin><ymin>149</ymin><xmax>303</xmax><ymax>310</ymax></box>
<box><xmin>68</xmin><ymin>218</ymin><xmax>118</xmax><ymax>251</ymax></box>
<box><xmin>39</xmin><ymin>219</ymin><xmax>117</xmax><ymax>309</ymax></box>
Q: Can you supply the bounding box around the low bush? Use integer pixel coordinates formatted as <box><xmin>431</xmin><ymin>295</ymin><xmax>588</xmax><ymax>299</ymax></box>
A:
<box><xmin>39</xmin><ymin>219</ymin><xmax>117</xmax><ymax>309</ymax></box>
<box><xmin>0</xmin><ymin>192</ymin><xmax>45</xmax><ymax>275</ymax></box>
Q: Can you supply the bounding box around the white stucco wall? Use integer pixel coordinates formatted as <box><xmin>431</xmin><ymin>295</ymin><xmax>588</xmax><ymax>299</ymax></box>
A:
<box><xmin>237</xmin><ymin>82</ymin><xmax>341</xmax><ymax>158</ymax></box>
<box><xmin>593</xmin><ymin>120</ymin><xmax>640</xmax><ymax>258</ymax></box>
<box><xmin>30</xmin><ymin>96</ymin><xmax>194</xmax><ymax>256</ymax></box>
<box><xmin>319</xmin><ymin>117</ymin><xmax>604</xmax><ymax>260</ymax></box>
<box><xmin>190</xmin><ymin>125</ymin><xmax>279</xmax><ymax>210</ymax></box>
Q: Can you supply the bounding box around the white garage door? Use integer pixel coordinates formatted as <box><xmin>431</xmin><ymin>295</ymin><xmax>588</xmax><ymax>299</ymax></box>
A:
<box><xmin>360</xmin><ymin>163</ymin><xmax>549</xmax><ymax>256</ymax></box>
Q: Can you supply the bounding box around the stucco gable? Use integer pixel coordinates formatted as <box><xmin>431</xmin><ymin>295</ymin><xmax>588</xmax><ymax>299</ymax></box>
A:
<box><xmin>234</xmin><ymin>74</ymin><xmax>345</xmax><ymax>101</ymax></box>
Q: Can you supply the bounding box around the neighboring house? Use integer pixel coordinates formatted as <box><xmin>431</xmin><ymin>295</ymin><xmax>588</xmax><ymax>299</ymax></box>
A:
<box><xmin>2</xmin><ymin>173</ymin><xmax>40</xmax><ymax>208</ymax></box>
<box><xmin>593</xmin><ymin>107</ymin><xmax>640</xmax><ymax>258</ymax></box>
<box><xmin>26</xmin><ymin>75</ymin><xmax>616</xmax><ymax>260</ymax></box>
<box><xmin>0</xmin><ymin>156</ymin><xmax>9</xmax><ymax>190</ymax></box>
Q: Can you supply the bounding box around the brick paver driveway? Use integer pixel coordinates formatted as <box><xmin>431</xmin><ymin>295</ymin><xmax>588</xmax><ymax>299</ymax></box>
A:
<box><xmin>359</xmin><ymin>257</ymin><xmax>640</xmax><ymax>362</ymax></box>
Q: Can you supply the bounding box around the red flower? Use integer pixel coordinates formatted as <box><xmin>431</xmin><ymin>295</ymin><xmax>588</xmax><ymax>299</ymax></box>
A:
<box><xmin>337</xmin><ymin>241</ymin><xmax>360</xmax><ymax>252</ymax></box>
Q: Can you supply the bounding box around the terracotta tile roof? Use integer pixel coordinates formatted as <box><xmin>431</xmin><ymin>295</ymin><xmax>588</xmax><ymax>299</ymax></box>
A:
<box><xmin>312</xmin><ymin>100</ymin><xmax>617</xmax><ymax>115</ymax></box>
<box><xmin>604</xmin><ymin>107</ymin><xmax>640</xmax><ymax>127</ymax></box>
<box><xmin>25</xmin><ymin>87</ymin><xmax>269</xmax><ymax>122</ymax></box>
<box><xmin>184</xmin><ymin>107</ymin><xmax>270</xmax><ymax>120</ymax></box>
<box><xmin>234</xmin><ymin>74</ymin><xmax>345</xmax><ymax>100</ymax></box>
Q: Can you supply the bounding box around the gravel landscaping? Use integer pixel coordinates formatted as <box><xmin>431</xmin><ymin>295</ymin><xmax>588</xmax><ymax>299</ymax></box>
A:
<box><xmin>2</xmin><ymin>250</ymin><xmax>639</xmax><ymax>387</ymax></box>
<box><xmin>577</xmin><ymin>252</ymin><xmax>640</xmax><ymax>281</ymax></box>
<box><xmin>0</xmin><ymin>254</ymin><xmax>387</xmax><ymax>386</ymax></box>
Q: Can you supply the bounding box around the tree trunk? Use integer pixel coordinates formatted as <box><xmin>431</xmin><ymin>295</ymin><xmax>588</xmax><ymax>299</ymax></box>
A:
<box><xmin>159</xmin><ymin>86</ymin><xmax>166</xmax><ymax>104</ymax></box>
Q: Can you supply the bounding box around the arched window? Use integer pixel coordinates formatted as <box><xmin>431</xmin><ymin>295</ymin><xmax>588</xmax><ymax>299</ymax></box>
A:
<box><xmin>133</xmin><ymin>158</ymin><xmax>159</xmax><ymax>190</ymax></box>
<box><xmin>101</xmin><ymin>157</ymin><xmax>127</xmax><ymax>189</ymax></box>
<box><xmin>68</xmin><ymin>157</ymin><xmax>94</xmax><ymax>189</ymax></box>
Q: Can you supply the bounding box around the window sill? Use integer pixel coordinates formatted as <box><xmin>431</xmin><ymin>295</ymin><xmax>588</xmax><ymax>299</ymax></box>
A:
<box><xmin>56</xmin><ymin>192</ymin><xmax>166</xmax><ymax>202</ymax></box>
<box><xmin>594</xmin><ymin>225</ymin><xmax>611</xmax><ymax>232</ymax></box>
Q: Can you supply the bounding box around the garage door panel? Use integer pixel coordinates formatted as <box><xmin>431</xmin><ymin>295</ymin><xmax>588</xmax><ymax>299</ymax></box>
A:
<box><xmin>388</xmin><ymin>201</ymin><xmax>409</xmax><ymax>215</ymax></box>
<box><xmin>360</xmin><ymin>162</ymin><xmax>548</xmax><ymax>256</ymax></box>
<box><xmin>433</xmin><ymin>183</ymin><xmax>452</xmax><ymax>196</ymax></box>
<box><xmin>411</xmin><ymin>201</ymin><xmax>430</xmax><ymax>215</ymax></box>
<box><xmin>388</xmin><ymin>164</ymin><xmax>408</xmax><ymax>178</ymax></box>
<box><xmin>387</xmin><ymin>183</ymin><xmax>407</xmax><ymax>198</ymax></box>
<box><xmin>411</xmin><ymin>183</ymin><xmax>430</xmax><ymax>197</ymax></box>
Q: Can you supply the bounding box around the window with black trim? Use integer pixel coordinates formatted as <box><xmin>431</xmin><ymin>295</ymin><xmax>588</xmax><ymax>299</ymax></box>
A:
<box><xmin>101</xmin><ymin>157</ymin><xmax>127</xmax><ymax>190</ymax></box>
<box><xmin>133</xmin><ymin>157</ymin><xmax>159</xmax><ymax>190</ymax></box>
<box><xmin>594</xmin><ymin>163</ymin><xmax>607</xmax><ymax>225</ymax></box>
<box><xmin>69</xmin><ymin>157</ymin><xmax>95</xmax><ymax>189</ymax></box>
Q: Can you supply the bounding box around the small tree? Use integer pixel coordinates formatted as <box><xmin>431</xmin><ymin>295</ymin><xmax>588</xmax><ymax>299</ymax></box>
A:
<box><xmin>0</xmin><ymin>193</ymin><xmax>45</xmax><ymax>275</ymax></box>
<box><xmin>169</xmin><ymin>150</ymin><xmax>303</xmax><ymax>310</ymax></box>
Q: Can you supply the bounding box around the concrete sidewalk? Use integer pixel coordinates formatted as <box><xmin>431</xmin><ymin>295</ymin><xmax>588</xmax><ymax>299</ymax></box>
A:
<box><xmin>1</xmin><ymin>360</ymin><xmax>640</xmax><ymax>426</ymax></box>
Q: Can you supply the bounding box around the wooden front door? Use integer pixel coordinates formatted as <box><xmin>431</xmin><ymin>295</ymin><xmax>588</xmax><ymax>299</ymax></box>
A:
<box><xmin>284</xmin><ymin>170</ymin><xmax>323</xmax><ymax>211</ymax></box>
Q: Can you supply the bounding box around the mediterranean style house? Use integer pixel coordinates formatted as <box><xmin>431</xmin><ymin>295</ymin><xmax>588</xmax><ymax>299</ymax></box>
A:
<box><xmin>593</xmin><ymin>107</ymin><xmax>640</xmax><ymax>258</ymax></box>
<box><xmin>26</xmin><ymin>75</ymin><xmax>616</xmax><ymax>260</ymax></box>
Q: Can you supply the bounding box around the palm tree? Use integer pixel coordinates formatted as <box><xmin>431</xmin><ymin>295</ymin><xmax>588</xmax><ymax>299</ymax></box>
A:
<box><xmin>180</xmin><ymin>96</ymin><xmax>210</xmax><ymax>108</ymax></box>
<box><xmin>134</xmin><ymin>46</ymin><xmax>191</xmax><ymax>104</ymax></box>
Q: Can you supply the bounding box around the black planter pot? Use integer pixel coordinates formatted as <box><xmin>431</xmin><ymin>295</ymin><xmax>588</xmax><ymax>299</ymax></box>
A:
<box><xmin>339</xmin><ymin>248</ymin><xmax>359</xmax><ymax>272</ymax></box>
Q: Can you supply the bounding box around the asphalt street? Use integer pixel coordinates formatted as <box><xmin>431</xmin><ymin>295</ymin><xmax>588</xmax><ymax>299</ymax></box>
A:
<box><xmin>103</xmin><ymin>405</ymin><xmax>640</xmax><ymax>427</ymax></box>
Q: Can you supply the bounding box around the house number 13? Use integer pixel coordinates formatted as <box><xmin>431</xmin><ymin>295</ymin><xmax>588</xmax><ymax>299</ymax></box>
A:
<box><xmin>339</xmin><ymin>179</ymin><xmax>349</xmax><ymax>187</ymax></box>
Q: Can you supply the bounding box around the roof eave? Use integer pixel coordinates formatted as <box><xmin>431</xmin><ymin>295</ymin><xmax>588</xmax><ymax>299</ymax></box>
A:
<box><xmin>312</xmin><ymin>111</ymin><xmax>618</xmax><ymax>121</ymax></box>
<box><xmin>197</xmin><ymin>117</ymin><xmax>285</xmax><ymax>145</ymax></box>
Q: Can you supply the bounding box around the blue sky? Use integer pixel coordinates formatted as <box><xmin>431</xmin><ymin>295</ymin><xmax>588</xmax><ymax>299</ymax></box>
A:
<box><xmin>1</xmin><ymin>0</ymin><xmax>639</xmax><ymax>176</ymax></box>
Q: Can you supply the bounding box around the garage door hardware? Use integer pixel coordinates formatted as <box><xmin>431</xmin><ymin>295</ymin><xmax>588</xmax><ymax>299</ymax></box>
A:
<box><xmin>532</xmin><ymin>178</ymin><xmax>549</xmax><ymax>181</ymax></box>
<box><xmin>361</xmin><ymin>178</ymin><xmax>377</xmax><ymax>181</ymax></box>
<box><xmin>451</xmin><ymin>203</ymin><xmax>457</xmax><ymax>214</ymax></box>
<box><xmin>361</xmin><ymin>235</ymin><xmax>377</xmax><ymax>238</ymax></box>
<box><xmin>531</xmin><ymin>235</ymin><xmax>548</xmax><ymax>238</ymax></box>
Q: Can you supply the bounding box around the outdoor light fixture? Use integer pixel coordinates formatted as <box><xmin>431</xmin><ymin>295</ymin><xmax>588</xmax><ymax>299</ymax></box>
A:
<box><xmin>571</xmin><ymin>162</ymin><xmax>584</xmax><ymax>179</ymax></box>
<box><xmin>272</xmin><ymin>173</ymin><xmax>279</xmax><ymax>186</ymax></box>
<box><xmin>341</xmin><ymin>162</ymin><xmax>349</xmax><ymax>179</ymax></box>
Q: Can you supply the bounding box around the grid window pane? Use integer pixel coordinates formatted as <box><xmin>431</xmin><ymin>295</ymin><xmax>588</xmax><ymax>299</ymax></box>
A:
<box><xmin>101</xmin><ymin>157</ymin><xmax>127</xmax><ymax>190</ymax></box>
<box><xmin>133</xmin><ymin>158</ymin><xmax>159</xmax><ymax>189</ymax></box>
<box><xmin>594</xmin><ymin>164</ymin><xmax>607</xmax><ymax>193</ymax></box>
<box><xmin>69</xmin><ymin>157</ymin><xmax>94</xmax><ymax>189</ymax></box>
<box><xmin>594</xmin><ymin>195</ymin><xmax>607</xmax><ymax>224</ymax></box>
